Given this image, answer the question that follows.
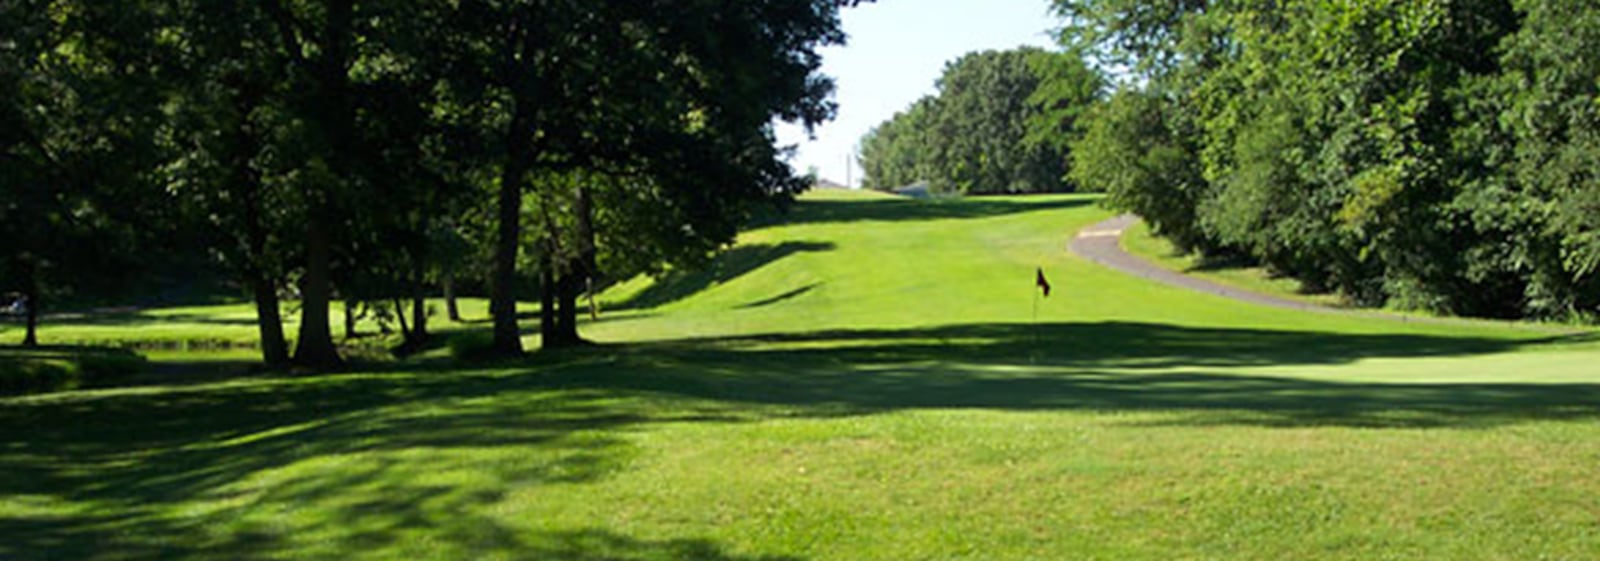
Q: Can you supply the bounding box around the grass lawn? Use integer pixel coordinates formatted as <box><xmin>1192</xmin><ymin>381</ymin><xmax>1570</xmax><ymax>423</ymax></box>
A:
<box><xmin>3</xmin><ymin>190</ymin><xmax>1599</xmax><ymax>560</ymax></box>
<box><xmin>1119</xmin><ymin>220</ymin><xmax>1347</xmax><ymax>308</ymax></box>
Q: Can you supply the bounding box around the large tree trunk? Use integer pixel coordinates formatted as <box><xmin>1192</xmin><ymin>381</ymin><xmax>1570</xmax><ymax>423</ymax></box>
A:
<box><xmin>410</xmin><ymin>259</ymin><xmax>429</xmax><ymax>342</ymax></box>
<box><xmin>292</xmin><ymin>213</ymin><xmax>342</xmax><ymax>368</ymax></box>
<box><xmin>229</xmin><ymin>80</ymin><xmax>286</xmax><ymax>367</ymax></box>
<box><xmin>442</xmin><ymin>272</ymin><xmax>460</xmax><ymax>322</ymax></box>
<box><xmin>575</xmin><ymin>186</ymin><xmax>598</xmax><ymax>320</ymax></box>
<box><xmin>411</xmin><ymin>290</ymin><xmax>428</xmax><ymax>340</ymax></box>
<box><xmin>392</xmin><ymin>296</ymin><xmax>411</xmax><ymax>338</ymax></box>
<box><xmin>551</xmin><ymin>270</ymin><xmax>580</xmax><ymax>347</ymax></box>
<box><xmin>343</xmin><ymin>299</ymin><xmax>359</xmax><ymax>339</ymax></box>
<box><xmin>288</xmin><ymin>0</ymin><xmax>352</xmax><ymax>369</ymax></box>
<box><xmin>252</xmin><ymin>274</ymin><xmax>290</xmax><ymax>367</ymax></box>
<box><xmin>539</xmin><ymin>250</ymin><xmax>556</xmax><ymax>346</ymax></box>
<box><xmin>489</xmin><ymin>109</ymin><xmax>530</xmax><ymax>357</ymax></box>
<box><xmin>241</xmin><ymin>171</ymin><xmax>287</xmax><ymax>366</ymax></box>
<box><xmin>21</xmin><ymin>259</ymin><xmax>38</xmax><ymax>348</ymax></box>
<box><xmin>548</xmin><ymin>186</ymin><xmax>596</xmax><ymax>349</ymax></box>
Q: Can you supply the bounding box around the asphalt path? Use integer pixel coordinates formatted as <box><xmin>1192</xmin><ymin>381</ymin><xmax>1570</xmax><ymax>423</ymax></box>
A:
<box><xmin>1065</xmin><ymin>216</ymin><xmax>1600</xmax><ymax>335</ymax></box>
<box><xmin>1067</xmin><ymin>215</ymin><xmax>1336</xmax><ymax>314</ymax></box>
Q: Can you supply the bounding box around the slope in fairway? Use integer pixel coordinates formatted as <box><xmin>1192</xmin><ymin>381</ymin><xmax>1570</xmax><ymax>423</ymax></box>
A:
<box><xmin>3</xmin><ymin>190</ymin><xmax>1599</xmax><ymax>560</ymax></box>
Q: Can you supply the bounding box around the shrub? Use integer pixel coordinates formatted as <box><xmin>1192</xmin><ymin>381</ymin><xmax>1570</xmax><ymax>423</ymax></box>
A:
<box><xmin>0</xmin><ymin>347</ymin><xmax>146</xmax><ymax>395</ymax></box>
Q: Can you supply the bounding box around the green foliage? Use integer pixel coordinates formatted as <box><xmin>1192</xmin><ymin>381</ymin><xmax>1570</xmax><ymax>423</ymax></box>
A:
<box><xmin>1059</xmin><ymin>0</ymin><xmax>1600</xmax><ymax>321</ymax></box>
<box><xmin>1025</xmin><ymin>48</ymin><xmax>1106</xmax><ymax>180</ymax></box>
<box><xmin>1495</xmin><ymin>0</ymin><xmax>1600</xmax><ymax>318</ymax></box>
<box><xmin>858</xmin><ymin>48</ymin><xmax>1102</xmax><ymax>194</ymax></box>
<box><xmin>930</xmin><ymin>48</ymin><xmax>1060</xmax><ymax>193</ymax></box>
<box><xmin>7</xmin><ymin>1</ymin><xmax>864</xmax><ymax>361</ymax></box>
<box><xmin>858</xmin><ymin>97</ymin><xmax>937</xmax><ymax>191</ymax></box>
<box><xmin>444</xmin><ymin>329</ymin><xmax>496</xmax><ymax>361</ymax></box>
<box><xmin>1069</xmin><ymin>89</ymin><xmax>1208</xmax><ymax>252</ymax></box>
<box><xmin>1</xmin><ymin>0</ymin><xmax>175</xmax><ymax>339</ymax></box>
<box><xmin>0</xmin><ymin>346</ymin><xmax>145</xmax><ymax>395</ymax></box>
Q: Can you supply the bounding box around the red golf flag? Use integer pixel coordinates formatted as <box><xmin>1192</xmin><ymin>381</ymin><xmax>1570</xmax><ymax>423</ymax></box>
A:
<box><xmin>1036</xmin><ymin>267</ymin><xmax>1051</xmax><ymax>297</ymax></box>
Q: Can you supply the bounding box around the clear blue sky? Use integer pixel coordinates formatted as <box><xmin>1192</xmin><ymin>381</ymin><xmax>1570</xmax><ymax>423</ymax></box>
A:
<box><xmin>773</xmin><ymin>0</ymin><xmax>1060</xmax><ymax>188</ymax></box>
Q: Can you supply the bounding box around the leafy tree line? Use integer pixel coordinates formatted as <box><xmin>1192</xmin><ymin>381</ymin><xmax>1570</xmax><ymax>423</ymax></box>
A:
<box><xmin>858</xmin><ymin>47</ymin><xmax>1104</xmax><ymax>194</ymax></box>
<box><xmin>1060</xmin><ymin>0</ymin><xmax>1600</xmax><ymax>321</ymax></box>
<box><xmin>0</xmin><ymin>0</ymin><xmax>862</xmax><ymax>365</ymax></box>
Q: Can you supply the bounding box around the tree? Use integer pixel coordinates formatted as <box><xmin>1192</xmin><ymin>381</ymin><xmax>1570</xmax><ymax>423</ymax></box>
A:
<box><xmin>448</xmin><ymin>0</ymin><xmax>861</xmax><ymax>355</ymax></box>
<box><xmin>535</xmin><ymin>0</ymin><xmax>855</xmax><ymax>348</ymax></box>
<box><xmin>1055</xmin><ymin>0</ymin><xmax>1600</xmax><ymax>320</ymax></box>
<box><xmin>858</xmin><ymin>48</ymin><xmax>1101</xmax><ymax>195</ymax></box>
<box><xmin>160</xmin><ymin>0</ymin><xmax>302</xmax><ymax>366</ymax></box>
<box><xmin>859</xmin><ymin>97</ymin><xmax>936</xmax><ymax>191</ymax></box>
<box><xmin>1069</xmin><ymin>89</ymin><xmax>1208</xmax><ymax>251</ymax></box>
<box><xmin>1497</xmin><ymin>0</ymin><xmax>1600</xmax><ymax>318</ymax></box>
<box><xmin>1</xmin><ymin>0</ymin><xmax>167</xmax><ymax>347</ymax></box>
<box><xmin>927</xmin><ymin>48</ymin><xmax>1063</xmax><ymax>194</ymax></box>
<box><xmin>1025</xmin><ymin>49</ymin><xmax>1106</xmax><ymax>188</ymax></box>
<box><xmin>249</xmin><ymin>0</ymin><xmax>476</xmax><ymax>366</ymax></box>
<box><xmin>7</xmin><ymin>0</ymin><xmax>871</xmax><ymax>357</ymax></box>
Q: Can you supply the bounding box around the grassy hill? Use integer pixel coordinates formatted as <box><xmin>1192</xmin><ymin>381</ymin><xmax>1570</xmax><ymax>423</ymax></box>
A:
<box><xmin>3</xmin><ymin>190</ymin><xmax>1598</xmax><ymax>560</ymax></box>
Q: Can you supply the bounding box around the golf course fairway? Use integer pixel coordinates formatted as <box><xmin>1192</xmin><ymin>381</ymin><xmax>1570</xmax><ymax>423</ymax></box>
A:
<box><xmin>3</xmin><ymin>190</ymin><xmax>1598</xmax><ymax>560</ymax></box>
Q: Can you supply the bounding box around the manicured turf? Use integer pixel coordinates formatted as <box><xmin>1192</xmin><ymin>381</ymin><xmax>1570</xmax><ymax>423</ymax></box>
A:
<box><xmin>3</xmin><ymin>190</ymin><xmax>1598</xmax><ymax>560</ymax></box>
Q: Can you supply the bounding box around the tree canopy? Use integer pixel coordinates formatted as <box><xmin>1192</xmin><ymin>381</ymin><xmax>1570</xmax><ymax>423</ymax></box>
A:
<box><xmin>1061</xmin><ymin>0</ymin><xmax>1600</xmax><ymax>321</ymax></box>
<box><xmin>858</xmin><ymin>47</ymin><xmax>1104</xmax><ymax>195</ymax></box>
<box><xmin>0</xmin><ymin>0</ymin><xmax>863</xmax><ymax>361</ymax></box>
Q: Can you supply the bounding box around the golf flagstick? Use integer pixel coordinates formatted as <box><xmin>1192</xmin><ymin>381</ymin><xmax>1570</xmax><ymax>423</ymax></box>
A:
<box><xmin>1031</xmin><ymin>282</ymin><xmax>1039</xmax><ymax>364</ymax></box>
<box><xmin>1032</xmin><ymin>266</ymin><xmax>1051</xmax><ymax>364</ymax></box>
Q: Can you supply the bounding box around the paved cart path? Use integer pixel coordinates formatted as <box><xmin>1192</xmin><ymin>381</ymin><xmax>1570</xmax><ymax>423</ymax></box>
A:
<box><xmin>1066</xmin><ymin>215</ymin><xmax>1586</xmax><ymax>336</ymax></box>
<box><xmin>1068</xmin><ymin>215</ymin><xmax>1337</xmax><ymax>314</ymax></box>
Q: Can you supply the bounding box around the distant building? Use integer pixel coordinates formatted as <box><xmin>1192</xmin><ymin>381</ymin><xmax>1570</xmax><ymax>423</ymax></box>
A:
<box><xmin>893</xmin><ymin>181</ymin><xmax>931</xmax><ymax>199</ymax></box>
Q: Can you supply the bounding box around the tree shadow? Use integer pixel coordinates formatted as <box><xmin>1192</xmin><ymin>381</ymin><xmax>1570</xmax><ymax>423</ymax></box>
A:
<box><xmin>736</xmin><ymin>283</ymin><xmax>821</xmax><ymax>309</ymax></box>
<box><xmin>763</xmin><ymin>196</ymin><xmax>1094</xmax><ymax>227</ymax></box>
<box><xmin>614</xmin><ymin>241</ymin><xmax>834</xmax><ymax>311</ymax></box>
<box><xmin>0</xmin><ymin>356</ymin><xmax>770</xmax><ymax>560</ymax></box>
<box><xmin>568</xmin><ymin>321</ymin><xmax>1600</xmax><ymax>430</ymax></box>
<box><xmin>523</xmin><ymin>531</ymin><xmax>803</xmax><ymax>561</ymax></box>
<box><xmin>3</xmin><ymin>320</ymin><xmax>1597</xmax><ymax>559</ymax></box>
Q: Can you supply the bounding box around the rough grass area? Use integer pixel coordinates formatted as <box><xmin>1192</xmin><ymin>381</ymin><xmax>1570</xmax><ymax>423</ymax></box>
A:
<box><xmin>3</xmin><ymin>190</ymin><xmax>1598</xmax><ymax>560</ymax></box>
<box><xmin>1119</xmin><ymin>220</ymin><xmax>1347</xmax><ymax>308</ymax></box>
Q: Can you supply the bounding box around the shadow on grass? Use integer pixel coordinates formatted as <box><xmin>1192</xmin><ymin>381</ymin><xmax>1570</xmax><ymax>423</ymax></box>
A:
<box><xmin>737</xmin><ymin>283</ymin><xmax>821</xmax><ymax>309</ymax></box>
<box><xmin>2</xmin><ymin>320</ymin><xmax>1597</xmax><ymax>559</ymax></box>
<box><xmin>615</xmin><ymin>241</ymin><xmax>834</xmax><ymax>311</ymax></box>
<box><xmin>761</xmin><ymin>196</ymin><xmax>1095</xmax><ymax>227</ymax></box>
<box><xmin>574</xmin><ymin>321</ymin><xmax>1600</xmax><ymax>431</ymax></box>
<box><xmin>0</xmin><ymin>353</ymin><xmax>769</xmax><ymax>560</ymax></box>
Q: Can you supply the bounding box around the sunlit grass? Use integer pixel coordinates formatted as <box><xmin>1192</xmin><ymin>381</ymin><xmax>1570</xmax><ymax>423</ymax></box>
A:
<box><xmin>1119</xmin><ymin>220</ymin><xmax>1347</xmax><ymax>308</ymax></box>
<box><xmin>3</xmin><ymin>190</ymin><xmax>1598</xmax><ymax>560</ymax></box>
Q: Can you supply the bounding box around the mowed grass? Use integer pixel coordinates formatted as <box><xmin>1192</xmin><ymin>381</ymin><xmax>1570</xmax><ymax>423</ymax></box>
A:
<box><xmin>0</xmin><ymin>298</ymin><xmax>532</xmax><ymax>350</ymax></box>
<box><xmin>1120</xmin><ymin>220</ymin><xmax>1347</xmax><ymax>308</ymax></box>
<box><xmin>3</xmin><ymin>189</ymin><xmax>1600</xmax><ymax>560</ymax></box>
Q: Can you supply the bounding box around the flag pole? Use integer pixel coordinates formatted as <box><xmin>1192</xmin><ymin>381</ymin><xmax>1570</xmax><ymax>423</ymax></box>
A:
<box><xmin>1031</xmin><ymin>275</ymin><xmax>1039</xmax><ymax>364</ymax></box>
<box><xmin>1032</xmin><ymin>266</ymin><xmax>1050</xmax><ymax>364</ymax></box>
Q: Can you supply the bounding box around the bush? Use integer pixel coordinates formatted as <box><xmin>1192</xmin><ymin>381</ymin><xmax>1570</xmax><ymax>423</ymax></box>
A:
<box><xmin>446</xmin><ymin>330</ymin><xmax>497</xmax><ymax>360</ymax></box>
<box><xmin>0</xmin><ymin>347</ymin><xmax>147</xmax><ymax>396</ymax></box>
